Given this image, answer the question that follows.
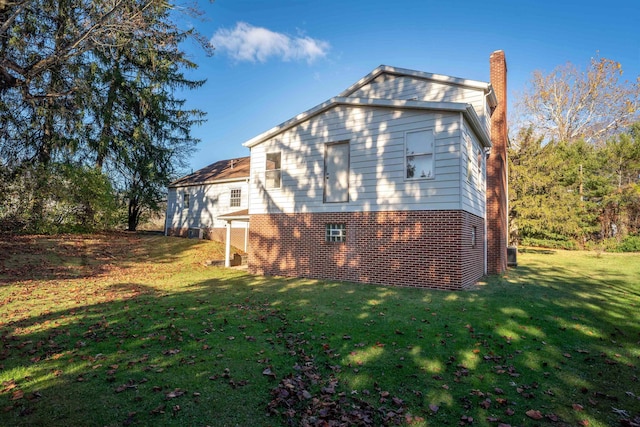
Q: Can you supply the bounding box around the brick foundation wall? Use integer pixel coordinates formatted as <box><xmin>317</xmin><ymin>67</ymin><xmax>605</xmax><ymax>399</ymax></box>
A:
<box><xmin>248</xmin><ymin>210</ymin><xmax>485</xmax><ymax>290</ymax></box>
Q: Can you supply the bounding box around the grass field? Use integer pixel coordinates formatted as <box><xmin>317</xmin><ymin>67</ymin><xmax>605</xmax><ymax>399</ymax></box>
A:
<box><xmin>0</xmin><ymin>233</ymin><xmax>639</xmax><ymax>426</ymax></box>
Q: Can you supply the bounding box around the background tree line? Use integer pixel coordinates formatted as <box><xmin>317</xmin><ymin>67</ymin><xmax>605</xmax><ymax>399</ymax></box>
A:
<box><xmin>509</xmin><ymin>57</ymin><xmax>640</xmax><ymax>251</ymax></box>
<box><xmin>2</xmin><ymin>2</ymin><xmax>639</xmax><ymax>253</ymax></box>
<box><xmin>0</xmin><ymin>0</ymin><xmax>209</xmax><ymax>233</ymax></box>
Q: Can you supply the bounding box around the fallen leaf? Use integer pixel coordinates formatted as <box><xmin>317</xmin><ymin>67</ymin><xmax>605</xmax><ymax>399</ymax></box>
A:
<box><xmin>479</xmin><ymin>398</ymin><xmax>491</xmax><ymax>409</ymax></box>
<box><xmin>429</xmin><ymin>404</ymin><xmax>439</xmax><ymax>413</ymax></box>
<box><xmin>150</xmin><ymin>404</ymin><xmax>165</xmax><ymax>415</ymax></box>
<box><xmin>526</xmin><ymin>409</ymin><xmax>543</xmax><ymax>420</ymax></box>
<box><xmin>165</xmin><ymin>388</ymin><xmax>185</xmax><ymax>399</ymax></box>
<box><xmin>572</xmin><ymin>403</ymin><xmax>584</xmax><ymax>411</ymax></box>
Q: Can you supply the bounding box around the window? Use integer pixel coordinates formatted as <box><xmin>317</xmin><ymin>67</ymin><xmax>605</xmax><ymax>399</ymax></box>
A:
<box><xmin>230</xmin><ymin>188</ymin><xmax>241</xmax><ymax>207</ymax></box>
<box><xmin>324</xmin><ymin>142</ymin><xmax>350</xmax><ymax>203</ymax></box>
<box><xmin>265</xmin><ymin>152</ymin><xmax>281</xmax><ymax>189</ymax></box>
<box><xmin>183</xmin><ymin>193</ymin><xmax>189</xmax><ymax>209</ymax></box>
<box><xmin>325</xmin><ymin>223</ymin><xmax>346</xmax><ymax>242</ymax></box>
<box><xmin>405</xmin><ymin>129</ymin><xmax>434</xmax><ymax>179</ymax></box>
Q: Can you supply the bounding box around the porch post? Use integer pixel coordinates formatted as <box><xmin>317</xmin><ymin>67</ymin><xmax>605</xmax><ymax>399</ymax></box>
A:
<box><xmin>224</xmin><ymin>220</ymin><xmax>232</xmax><ymax>267</ymax></box>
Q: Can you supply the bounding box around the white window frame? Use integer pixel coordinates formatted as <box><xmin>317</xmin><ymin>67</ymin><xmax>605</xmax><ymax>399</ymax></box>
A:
<box><xmin>405</xmin><ymin>128</ymin><xmax>435</xmax><ymax>180</ymax></box>
<box><xmin>465</xmin><ymin>134</ymin><xmax>474</xmax><ymax>184</ymax></box>
<box><xmin>325</xmin><ymin>223</ymin><xmax>346</xmax><ymax>243</ymax></box>
<box><xmin>265</xmin><ymin>152</ymin><xmax>282</xmax><ymax>189</ymax></box>
<box><xmin>230</xmin><ymin>188</ymin><xmax>241</xmax><ymax>208</ymax></box>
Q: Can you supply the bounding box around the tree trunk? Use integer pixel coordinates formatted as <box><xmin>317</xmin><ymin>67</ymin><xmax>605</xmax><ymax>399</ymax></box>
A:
<box><xmin>127</xmin><ymin>198</ymin><xmax>140</xmax><ymax>231</ymax></box>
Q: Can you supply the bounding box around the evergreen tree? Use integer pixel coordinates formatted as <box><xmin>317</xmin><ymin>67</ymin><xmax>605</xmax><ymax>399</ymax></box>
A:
<box><xmin>0</xmin><ymin>0</ymin><xmax>209</xmax><ymax>233</ymax></box>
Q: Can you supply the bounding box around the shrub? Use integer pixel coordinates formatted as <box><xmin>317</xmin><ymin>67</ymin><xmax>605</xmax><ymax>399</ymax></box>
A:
<box><xmin>521</xmin><ymin>237</ymin><xmax>578</xmax><ymax>250</ymax></box>
<box><xmin>616</xmin><ymin>235</ymin><xmax>640</xmax><ymax>252</ymax></box>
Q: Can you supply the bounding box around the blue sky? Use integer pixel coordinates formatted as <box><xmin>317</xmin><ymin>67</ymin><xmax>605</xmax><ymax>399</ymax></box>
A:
<box><xmin>178</xmin><ymin>0</ymin><xmax>640</xmax><ymax>173</ymax></box>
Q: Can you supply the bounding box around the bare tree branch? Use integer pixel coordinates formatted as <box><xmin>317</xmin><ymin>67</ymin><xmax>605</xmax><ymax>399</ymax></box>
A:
<box><xmin>517</xmin><ymin>56</ymin><xmax>640</xmax><ymax>144</ymax></box>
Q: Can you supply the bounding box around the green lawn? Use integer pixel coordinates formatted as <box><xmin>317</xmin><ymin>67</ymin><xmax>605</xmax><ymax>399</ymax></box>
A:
<box><xmin>0</xmin><ymin>234</ymin><xmax>639</xmax><ymax>426</ymax></box>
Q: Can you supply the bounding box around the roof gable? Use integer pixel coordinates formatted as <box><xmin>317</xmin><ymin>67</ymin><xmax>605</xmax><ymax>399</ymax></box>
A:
<box><xmin>242</xmin><ymin>65</ymin><xmax>495</xmax><ymax>150</ymax></box>
<box><xmin>339</xmin><ymin>65</ymin><xmax>497</xmax><ymax>107</ymax></box>
<box><xmin>169</xmin><ymin>156</ymin><xmax>250</xmax><ymax>188</ymax></box>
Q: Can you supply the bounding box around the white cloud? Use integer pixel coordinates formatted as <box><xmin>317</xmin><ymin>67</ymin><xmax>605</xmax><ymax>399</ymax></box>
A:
<box><xmin>211</xmin><ymin>22</ymin><xmax>330</xmax><ymax>63</ymax></box>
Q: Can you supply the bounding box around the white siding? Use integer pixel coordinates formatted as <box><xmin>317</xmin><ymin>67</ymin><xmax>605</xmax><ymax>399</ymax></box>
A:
<box><xmin>460</xmin><ymin>119</ymin><xmax>486</xmax><ymax>218</ymax></box>
<box><xmin>166</xmin><ymin>180</ymin><xmax>249</xmax><ymax>230</ymax></box>
<box><xmin>350</xmin><ymin>75</ymin><xmax>490</xmax><ymax>137</ymax></box>
<box><xmin>249</xmin><ymin>105</ymin><xmax>468</xmax><ymax>215</ymax></box>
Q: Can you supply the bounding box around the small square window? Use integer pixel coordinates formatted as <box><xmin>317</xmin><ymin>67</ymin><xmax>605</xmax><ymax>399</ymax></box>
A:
<box><xmin>325</xmin><ymin>223</ymin><xmax>346</xmax><ymax>243</ymax></box>
<box><xmin>230</xmin><ymin>188</ymin><xmax>241</xmax><ymax>207</ymax></box>
<box><xmin>183</xmin><ymin>193</ymin><xmax>190</xmax><ymax>209</ymax></box>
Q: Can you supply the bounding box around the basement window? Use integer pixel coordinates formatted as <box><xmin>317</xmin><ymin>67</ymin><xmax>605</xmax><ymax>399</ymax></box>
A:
<box><xmin>326</xmin><ymin>223</ymin><xmax>346</xmax><ymax>243</ymax></box>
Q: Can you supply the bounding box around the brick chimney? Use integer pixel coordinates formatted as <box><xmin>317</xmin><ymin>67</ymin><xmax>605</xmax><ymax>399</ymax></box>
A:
<box><xmin>487</xmin><ymin>50</ymin><xmax>508</xmax><ymax>274</ymax></box>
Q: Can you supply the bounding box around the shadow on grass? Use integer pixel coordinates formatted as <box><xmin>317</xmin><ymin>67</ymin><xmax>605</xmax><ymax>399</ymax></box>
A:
<box><xmin>1</xmin><ymin>258</ymin><xmax>639</xmax><ymax>426</ymax></box>
<box><xmin>518</xmin><ymin>247</ymin><xmax>557</xmax><ymax>255</ymax></box>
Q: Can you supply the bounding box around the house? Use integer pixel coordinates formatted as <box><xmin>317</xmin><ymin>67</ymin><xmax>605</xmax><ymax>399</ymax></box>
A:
<box><xmin>166</xmin><ymin>51</ymin><xmax>509</xmax><ymax>290</ymax></box>
<box><xmin>164</xmin><ymin>157</ymin><xmax>251</xmax><ymax>252</ymax></box>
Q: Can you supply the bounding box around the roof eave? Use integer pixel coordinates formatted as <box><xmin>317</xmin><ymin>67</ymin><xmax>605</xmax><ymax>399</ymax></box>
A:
<box><xmin>463</xmin><ymin>105</ymin><xmax>492</xmax><ymax>148</ymax></box>
<box><xmin>169</xmin><ymin>176</ymin><xmax>249</xmax><ymax>189</ymax></box>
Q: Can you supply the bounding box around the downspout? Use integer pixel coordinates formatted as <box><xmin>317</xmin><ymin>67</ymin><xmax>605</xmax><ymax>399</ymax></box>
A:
<box><xmin>245</xmin><ymin>176</ymin><xmax>250</xmax><ymax>253</ymax></box>
<box><xmin>505</xmin><ymin>144</ymin><xmax>510</xmax><ymax>250</ymax></box>
<box><xmin>484</xmin><ymin>147</ymin><xmax>491</xmax><ymax>275</ymax></box>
